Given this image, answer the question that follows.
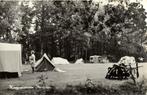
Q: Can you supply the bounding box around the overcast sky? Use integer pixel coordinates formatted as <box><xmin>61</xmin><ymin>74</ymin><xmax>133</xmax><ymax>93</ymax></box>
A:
<box><xmin>140</xmin><ymin>0</ymin><xmax>147</xmax><ymax>11</ymax></box>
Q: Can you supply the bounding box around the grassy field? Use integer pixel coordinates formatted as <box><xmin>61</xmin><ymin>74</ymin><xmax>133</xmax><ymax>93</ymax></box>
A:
<box><xmin>0</xmin><ymin>63</ymin><xmax>147</xmax><ymax>94</ymax></box>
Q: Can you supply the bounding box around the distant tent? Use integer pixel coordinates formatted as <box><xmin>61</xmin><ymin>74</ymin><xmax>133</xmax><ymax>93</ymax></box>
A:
<box><xmin>51</xmin><ymin>57</ymin><xmax>69</xmax><ymax>64</ymax></box>
<box><xmin>35</xmin><ymin>53</ymin><xmax>55</xmax><ymax>72</ymax></box>
<box><xmin>75</xmin><ymin>58</ymin><xmax>84</xmax><ymax>64</ymax></box>
<box><xmin>118</xmin><ymin>56</ymin><xmax>139</xmax><ymax>78</ymax></box>
<box><xmin>118</xmin><ymin>56</ymin><xmax>136</xmax><ymax>67</ymax></box>
<box><xmin>0</xmin><ymin>43</ymin><xmax>22</xmax><ymax>78</ymax></box>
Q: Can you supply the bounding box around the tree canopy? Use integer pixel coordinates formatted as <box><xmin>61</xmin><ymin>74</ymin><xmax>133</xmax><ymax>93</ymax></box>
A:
<box><xmin>0</xmin><ymin>0</ymin><xmax>146</xmax><ymax>62</ymax></box>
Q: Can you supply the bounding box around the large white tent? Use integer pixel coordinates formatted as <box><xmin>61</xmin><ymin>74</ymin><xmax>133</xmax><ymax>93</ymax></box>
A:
<box><xmin>75</xmin><ymin>58</ymin><xmax>84</xmax><ymax>64</ymax></box>
<box><xmin>0</xmin><ymin>43</ymin><xmax>22</xmax><ymax>78</ymax></box>
<box><xmin>51</xmin><ymin>57</ymin><xmax>69</xmax><ymax>64</ymax></box>
<box><xmin>118</xmin><ymin>56</ymin><xmax>136</xmax><ymax>67</ymax></box>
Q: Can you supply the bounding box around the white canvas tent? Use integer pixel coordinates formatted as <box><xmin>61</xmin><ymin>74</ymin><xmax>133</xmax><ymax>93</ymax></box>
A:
<box><xmin>118</xmin><ymin>56</ymin><xmax>140</xmax><ymax>78</ymax></box>
<box><xmin>0</xmin><ymin>43</ymin><xmax>22</xmax><ymax>78</ymax></box>
<box><xmin>75</xmin><ymin>58</ymin><xmax>84</xmax><ymax>64</ymax></box>
<box><xmin>51</xmin><ymin>57</ymin><xmax>69</xmax><ymax>64</ymax></box>
<box><xmin>118</xmin><ymin>56</ymin><xmax>136</xmax><ymax>67</ymax></box>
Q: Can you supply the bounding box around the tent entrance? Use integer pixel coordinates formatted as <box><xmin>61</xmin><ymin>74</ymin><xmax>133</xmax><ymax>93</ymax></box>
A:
<box><xmin>35</xmin><ymin>54</ymin><xmax>55</xmax><ymax>72</ymax></box>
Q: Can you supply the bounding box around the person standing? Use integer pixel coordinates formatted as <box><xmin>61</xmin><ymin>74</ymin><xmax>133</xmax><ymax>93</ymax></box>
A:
<box><xmin>29</xmin><ymin>50</ymin><xmax>36</xmax><ymax>73</ymax></box>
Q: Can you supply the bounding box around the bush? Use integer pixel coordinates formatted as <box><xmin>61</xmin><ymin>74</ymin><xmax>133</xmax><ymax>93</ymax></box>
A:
<box><xmin>14</xmin><ymin>79</ymin><xmax>147</xmax><ymax>95</ymax></box>
<box><xmin>119</xmin><ymin>79</ymin><xmax>147</xmax><ymax>95</ymax></box>
<box><xmin>13</xmin><ymin>78</ymin><xmax>147</xmax><ymax>95</ymax></box>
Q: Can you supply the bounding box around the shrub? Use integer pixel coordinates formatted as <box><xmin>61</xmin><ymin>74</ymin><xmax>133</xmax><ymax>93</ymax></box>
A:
<box><xmin>14</xmin><ymin>78</ymin><xmax>147</xmax><ymax>95</ymax></box>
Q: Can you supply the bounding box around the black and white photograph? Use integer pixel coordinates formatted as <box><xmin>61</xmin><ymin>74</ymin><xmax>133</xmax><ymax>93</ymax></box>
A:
<box><xmin>0</xmin><ymin>0</ymin><xmax>147</xmax><ymax>95</ymax></box>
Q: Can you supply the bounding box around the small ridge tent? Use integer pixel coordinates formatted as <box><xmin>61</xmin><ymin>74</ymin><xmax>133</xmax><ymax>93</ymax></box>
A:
<box><xmin>0</xmin><ymin>43</ymin><xmax>22</xmax><ymax>78</ymax></box>
<box><xmin>75</xmin><ymin>58</ymin><xmax>84</xmax><ymax>64</ymax></box>
<box><xmin>35</xmin><ymin>53</ymin><xmax>55</xmax><ymax>71</ymax></box>
<box><xmin>51</xmin><ymin>57</ymin><xmax>69</xmax><ymax>64</ymax></box>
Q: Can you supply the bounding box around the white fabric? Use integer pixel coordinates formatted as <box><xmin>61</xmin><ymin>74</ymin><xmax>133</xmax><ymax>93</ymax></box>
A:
<box><xmin>138</xmin><ymin>57</ymin><xmax>144</xmax><ymax>61</ymax></box>
<box><xmin>53</xmin><ymin>68</ymin><xmax>66</xmax><ymax>72</ymax></box>
<box><xmin>51</xmin><ymin>57</ymin><xmax>69</xmax><ymax>64</ymax></box>
<box><xmin>0</xmin><ymin>43</ymin><xmax>22</xmax><ymax>77</ymax></box>
<box><xmin>118</xmin><ymin>56</ymin><xmax>136</xmax><ymax>67</ymax></box>
<box><xmin>75</xmin><ymin>58</ymin><xmax>84</xmax><ymax>64</ymax></box>
<box><xmin>0</xmin><ymin>43</ymin><xmax>21</xmax><ymax>51</ymax></box>
<box><xmin>9</xmin><ymin>85</ymin><xmax>51</xmax><ymax>90</ymax></box>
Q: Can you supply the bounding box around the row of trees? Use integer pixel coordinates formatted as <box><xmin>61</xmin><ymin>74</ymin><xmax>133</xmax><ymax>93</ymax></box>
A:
<box><xmin>0</xmin><ymin>0</ymin><xmax>147</xmax><ymax>62</ymax></box>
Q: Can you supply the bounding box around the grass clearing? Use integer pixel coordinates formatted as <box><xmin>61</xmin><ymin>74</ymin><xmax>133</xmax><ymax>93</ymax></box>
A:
<box><xmin>0</xmin><ymin>63</ymin><xmax>147</xmax><ymax>95</ymax></box>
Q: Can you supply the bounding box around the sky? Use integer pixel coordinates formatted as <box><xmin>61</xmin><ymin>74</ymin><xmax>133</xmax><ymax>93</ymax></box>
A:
<box><xmin>127</xmin><ymin>0</ymin><xmax>147</xmax><ymax>11</ymax></box>
<box><xmin>140</xmin><ymin>0</ymin><xmax>147</xmax><ymax>11</ymax></box>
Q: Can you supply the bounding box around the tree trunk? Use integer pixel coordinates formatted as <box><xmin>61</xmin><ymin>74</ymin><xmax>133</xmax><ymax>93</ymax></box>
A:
<box><xmin>40</xmin><ymin>0</ymin><xmax>45</xmax><ymax>56</ymax></box>
<box><xmin>40</xmin><ymin>42</ymin><xmax>43</xmax><ymax>55</ymax></box>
